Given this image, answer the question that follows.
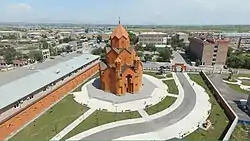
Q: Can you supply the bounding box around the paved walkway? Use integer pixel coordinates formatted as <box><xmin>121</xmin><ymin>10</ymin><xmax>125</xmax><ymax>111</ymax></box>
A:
<box><xmin>114</xmin><ymin>73</ymin><xmax>211</xmax><ymax>140</ymax></box>
<box><xmin>72</xmin><ymin>74</ymin><xmax>172</xmax><ymax>112</ymax></box>
<box><xmin>50</xmin><ymin>109</ymin><xmax>95</xmax><ymax>140</ymax></box>
<box><xmin>65</xmin><ymin>73</ymin><xmax>210</xmax><ymax>140</ymax></box>
<box><xmin>223</xmin><ymin>77</ymin><xmax>250</xmax><ymax>91</ymax></box>
<box><xmin>50</xmin><ymin>72</ymin><xmax>210</xmax><ymax>140</ymax></box>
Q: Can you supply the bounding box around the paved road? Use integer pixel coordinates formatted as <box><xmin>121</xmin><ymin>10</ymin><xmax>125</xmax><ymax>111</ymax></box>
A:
<box><xmin>80</xmin><ymin>73</ymin><xmax>196</xmax><ymax>140</ymax></box>
<box><xmin>208</xmin><ymin>74</ymin><xmax>250</xmax><ymax>121</ymax></box>
<box><xmin>172</xmin><ymin>51</ymin><xmax>188</xmax><ymax>65</ymax></box>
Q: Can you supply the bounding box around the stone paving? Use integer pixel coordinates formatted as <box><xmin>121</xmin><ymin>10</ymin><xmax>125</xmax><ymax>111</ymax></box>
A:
<box><xmin>51</xmin><ymin>72</ymin><xmax>211</xmax><ymax>141</ymax></box>
<box><xmin>72</xmin><ymin>74</ymin><xmax>171</xmax><ymax>112</ymax></box>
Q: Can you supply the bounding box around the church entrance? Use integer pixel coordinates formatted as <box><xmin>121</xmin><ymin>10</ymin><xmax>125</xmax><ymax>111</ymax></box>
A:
<box><xmin>126</xmin><ymin>74</ymin><xmax>133</xmax><ymax>93</ymax></box>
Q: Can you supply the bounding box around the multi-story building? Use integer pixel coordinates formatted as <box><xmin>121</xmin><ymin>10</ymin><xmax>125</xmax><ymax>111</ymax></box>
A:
<box><xmin>189</xmin><ymin>32</ymin><xmax>214</xmax><ymax>39</ymax></box>
<box><xmin>41</xmin><ymin>49</ymin><xmax>50</xmax><ymax>60</ymax></box>
<box><xmin>188</xmin><ymin>37</ymin><xmax>229</xmax><ymax>66</ymax></box>
<box><xmin>139</xmin><ymin>32</ymin><xmax>168</xmax><ymax>45</ymax></box>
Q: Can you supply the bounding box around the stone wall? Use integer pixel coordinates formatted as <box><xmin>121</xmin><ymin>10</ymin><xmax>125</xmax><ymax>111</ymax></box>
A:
<box><xmin>200</xmin><ymin>71</ymin><xmax>238</xmax><ymax>140</ymax></box>
<box><xmin>0</xmin><ymin>63</ymin><xmax>99</xmax><ymax>140</ymax></box>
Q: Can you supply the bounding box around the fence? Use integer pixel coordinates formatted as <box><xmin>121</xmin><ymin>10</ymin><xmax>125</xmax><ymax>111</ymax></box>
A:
<box><xmin>200</xmin><ymin>71</ymin><xmax>238</xmax><ymax>141</ymax></box>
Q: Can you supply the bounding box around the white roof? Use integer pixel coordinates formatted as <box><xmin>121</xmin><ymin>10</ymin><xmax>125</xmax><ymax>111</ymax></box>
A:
<box><xmin>140</xmin><ymin>32</ymin><xmax>167</xmax><ymax>35</ymax></box>
<box><xmin>0</xmin><ymin>54</ymin><xmax>99</xmax><ymax>110</ymax></box>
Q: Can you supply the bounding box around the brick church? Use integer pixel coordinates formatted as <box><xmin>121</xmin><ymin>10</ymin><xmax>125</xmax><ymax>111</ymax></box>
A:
<box><xmin>99</xmin><ymin>22</ymin><xmax>143</xmax><ymax>95</ymax></box>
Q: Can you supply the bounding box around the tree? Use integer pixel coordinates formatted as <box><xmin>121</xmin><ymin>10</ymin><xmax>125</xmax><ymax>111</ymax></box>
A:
<box><xmin>97</xmin><ymin>35</ymin><xmax>102</xmax><ymax>42</ymax></box>
<box><xmin>136</xmin><ymin>51</ymin><xmax>143</xmax><ymax>57</ymax></box>
<box><xmin>41</xmin><ymin>41</ymin><xmax>49</xmax><ymax>49</ymax></box>
<box><xmin>49</xmin><ymin>47</ymin><xmax>57</xmax><ymax>56</ymax></box>
<box><xmin>195</xmin><ymin>59</ymin><xmax>201</xmax><ymax>66</ymax></box>
<box><xmin>128</xmin><ymin>32</ymin><xmax>138</xmax><ymax>45</ymax></box>
<box><xmin>91</xmin><ymin>48</ymin><xmax>104</xmax><ymax>56</ymax></box>
<box><xmin>29</xmin><ymin>50</ymin><xmax>43</xmax><ymax>62</ymax></box>
<box><xmin>151</xmin><ymin>46</ymin><xmax>157</xmax><ymax>54</ymax></box>
<box><xmin>145</xmin><ymin>43</ymin><xmax>155</xmax><ymax>52</ymax></box>
<box><xmin>85</xmin><ymin>28</ymin><xmax>89</xmax><ymax>33</ymax></box>
<box><xmin>227</xmin><ymin>47</ymin><xmax>233</xmax><ymax>57</ymax></box>
<box><xmin>144</xmin><ymin>54</ymin><xmax>152</xmax><ymax>62</ymax></box>
<box><xmin>66</xmin><ymin>45</ymin><xmax>72</xmax><ymax>53</ymax></box>
<box><xmin>157</xmin><ymin>48</ymin><xmax>172</xmax><ymax>62</ymax></box>
<box><xmin>226</xmin><ymin>55</ymin><xmax>245</xmax><ymax>68</ymax></box>
<box><xmin>3</xmin><ymin>47</ymin><xmax>17</xmax><ymax>64</ymax></box>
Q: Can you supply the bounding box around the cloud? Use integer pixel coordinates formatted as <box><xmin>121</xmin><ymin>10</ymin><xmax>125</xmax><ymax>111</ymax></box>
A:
<box><xmin>6</xmin><ymin>3</ymin><xmax>32</xmax><ymax>12</ymax></box>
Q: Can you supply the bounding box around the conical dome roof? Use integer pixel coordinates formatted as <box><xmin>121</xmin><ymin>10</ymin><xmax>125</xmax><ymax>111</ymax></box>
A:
<box><xmin>110</xmin><ymin>24</ymin><xmax>129</xmax><ymax>39</ymax></box>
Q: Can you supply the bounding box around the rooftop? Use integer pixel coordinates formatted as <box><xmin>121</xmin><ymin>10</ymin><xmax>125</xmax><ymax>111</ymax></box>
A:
<box><xmin>140</xmin><ymin>32</ymin><xmax>167</xmax><ymax>35</ymax></box>
<box><xmin>0</xmin><ymin>53</ymin><xmax>99</xmax><ymax>110</ymax></box>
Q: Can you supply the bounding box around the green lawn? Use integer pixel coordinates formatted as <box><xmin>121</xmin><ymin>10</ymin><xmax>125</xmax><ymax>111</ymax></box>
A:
<box><xmin>163</xmin><ymin>80</ymin><xmax>179</xmax><ymax>94</ymax></box>
<box><xmin>241</xmin><ymin>81</ymin><xmax>250</xmax><ymax>86</ymax></box>
<box><xmin>145</xmin><ymin>96</ymin><xmax>176</xmax><ymax>115</ymax></box>
<box><xmin>61</xmin><ymin>110</ymin><xmax>141</xmax><ymax>140</ymax></box>
<box><xmin>185</xmin><ymin>74</ymin><xmax>229</xmax><ymax>140</ymax></box>
<box><xmin>11</xmin><ymin>73</ymin><xmax>99</xmax><ymax>140</ymax></box>
<box><xmin>230</xmin><ymin>124</ymin><xmax>250</xmax><ymax>140</ymax></box>
<box><xmin>223</xmin><ymin>78</ymin><xmax>237</xmax><ymax>83</ymax></box>
<box><xmin>11</xmin><ymin>95</ymin><xmax>89</xmax><ymax>140</ymax></box>
<box><xmin>236</xmin><ymin>74</ymin><xmax>250</xmax><ymax>78</ymax></box>
<box><xmin>165</xmin><ymin>73</ymin><xmax>173</xmax><ymax>78</ymax></box>
<box><xmin>143</xmin><ymin>71</ymin><xmax>165</xmax><ymax>79</ymax></box>
<box><xmin>228</xmin><ymin>83</ymin><xmax>250</xmax><ymax>94</ymax></box>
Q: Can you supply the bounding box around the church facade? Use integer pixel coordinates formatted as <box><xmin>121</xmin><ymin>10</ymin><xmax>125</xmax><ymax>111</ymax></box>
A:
<box><xmin>99</xmin><ymin>23</ymin><xmax>143</xmax><ymax>95</ymax></box>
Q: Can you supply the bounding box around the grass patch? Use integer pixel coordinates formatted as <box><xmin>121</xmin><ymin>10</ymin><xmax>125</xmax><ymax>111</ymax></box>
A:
<box><xmin>228</xmin><ymin>83</ymin><xmax>250</xmax><ymax>94</ymax></box>
<box><xmin>145</xmin><ymin>96</ymin><xmax>176</xmax><ymax>115</ymax></box>
<box><xmin>230</xmin><ymin>124</ymin><xmax>250</xmax><ymax>140</ymax></box>
<box><xmin>61</xmin><ymin>110</ymin><xmax>141</xmax><ymax>140</ymax></box>
<box><xmin>165</xmin><ymin>73</ymin><xmax>173</xmax><ymax>78</ymax></box>
<box><xmin>236</xmin><ymin>74</ymin><xmax>250</xmax><ymax>78</ymax></box>
<box><xmin>164</xmin><ymin>80</ymin><xmax>178</xmax><ymax>94</ymax></box>
<box><xmin>143</xmin><ymin>71</ymin><xmax>165</xmax><ymax>79</ymax></box>
<box><xmin>242</xmin><ymin>80</ymin><xmax>250</xmax><ymax>86</ymax></box>
<box><xmin>11</xmin><ymin>95</ymin><xmax>89</xmax><ymax>140</ymax></box>
<box><xmin>11</xmin><ymin>73</ymin><xmax>99</xmax><ymax>140</ymax></box>
<box><xmin>223</xmin><ymin>78</ymin><xmax>237</xmax><ymax>83</ymax></box>
<box><xmin>185</xmin><ymin>74</ymin><xmax>229</xmax><ymax>140</ymax></box>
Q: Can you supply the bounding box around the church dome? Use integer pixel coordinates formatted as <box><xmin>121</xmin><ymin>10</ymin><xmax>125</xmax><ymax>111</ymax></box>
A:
<box><xmin>110</xmin><ymin>24</ymin><xmax>129</xmax><ymax>39</ymax></box>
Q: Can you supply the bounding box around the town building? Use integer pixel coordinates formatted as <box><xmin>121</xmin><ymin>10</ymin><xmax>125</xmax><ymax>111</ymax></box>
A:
<box><xmin>177</xmin><ymin>32</ymin><xmax>189</xmax><ymax>45</ymax></box>
<box><xmin>188</xmin><ymin>37</ymin><xmax>229</xmax><ymax>66</ymax></box>
<box><xmin>139</xmin><ymin>32</ymin><xmax>168</xmax><ymax>45</ymax></box>
<box><xmin>99</xmin><ymin>23</ymin><xmax>143</xmax><ymax>95</ymax></box>
<box><xmin>41</xmin><ymin>49</ymin><xmax>50</xmax><ymax>60</ymax></box>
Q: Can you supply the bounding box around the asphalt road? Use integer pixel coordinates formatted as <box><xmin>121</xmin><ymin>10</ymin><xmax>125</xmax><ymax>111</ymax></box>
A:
<box><xmin>80</xmin><ymin>73</ymin><xmax>196</xmax><ymax>140</ymax></box>
<box><xmin>208</xmin><ymin>74</ymin><xmax>250</xmax><ymax>121</ymax></box>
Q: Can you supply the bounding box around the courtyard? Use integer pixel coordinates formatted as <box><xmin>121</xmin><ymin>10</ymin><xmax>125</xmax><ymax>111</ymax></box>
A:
<box><xmin>9</xmin><ymin>71</ymin><xmax>223</xmax><ymax>141</ymax></box>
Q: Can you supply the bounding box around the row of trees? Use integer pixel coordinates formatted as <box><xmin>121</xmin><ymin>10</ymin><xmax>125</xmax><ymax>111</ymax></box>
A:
<box><xmin>0</xmin><ymin>47</ymin><xmax>43</xmax><ymax>64</ymax></box>
<box><xmin>226</xmin><ymin>48</ymin><xmax>250</xmax><ymax>69</ymax></box>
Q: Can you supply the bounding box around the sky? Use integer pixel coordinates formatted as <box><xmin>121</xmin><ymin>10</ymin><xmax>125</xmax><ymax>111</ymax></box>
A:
<box><xmin>0</xmin><ymin>0</ymin><xmax>250</xmax><ymax>25</ymax></box>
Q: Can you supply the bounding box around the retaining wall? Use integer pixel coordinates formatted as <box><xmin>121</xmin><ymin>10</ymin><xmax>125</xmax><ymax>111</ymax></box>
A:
<box><xmin>0</xmin><ymin>63</ymin><xmax>100</xmax><ymax>140</ymax></box>
<box><xmin>200</xmin><ymin>71</ymin><xmax>238</xmax><ymax>141</ymax></box>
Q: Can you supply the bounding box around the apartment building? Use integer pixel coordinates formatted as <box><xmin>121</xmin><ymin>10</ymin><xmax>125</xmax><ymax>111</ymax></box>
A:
<box><xmin>188</xmin><ymin>37</ymin><xmax>229</xmax><ymax>66</ymax></box>
<box><xmin>139</xmin><ymin>32</ymin><xmax>168</xmax><ymax>45</ymax></box>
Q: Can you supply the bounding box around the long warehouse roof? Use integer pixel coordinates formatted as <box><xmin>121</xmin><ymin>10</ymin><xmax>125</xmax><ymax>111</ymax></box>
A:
<box><xmin>0</xmin><ymin>54</ymin><xmax>99</xmax><ymax>110</ymax></box>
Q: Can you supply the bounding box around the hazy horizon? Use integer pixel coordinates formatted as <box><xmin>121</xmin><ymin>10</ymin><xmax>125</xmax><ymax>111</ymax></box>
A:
<box><xmin>0</xmin><ymin>0</ymin><xmax>250</xmax><ymax>25</ymax></box>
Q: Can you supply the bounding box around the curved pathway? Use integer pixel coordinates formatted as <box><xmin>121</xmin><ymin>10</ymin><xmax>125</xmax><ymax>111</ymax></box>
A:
<box><xmin>68</xmin><ymin>73</ymin><xmax>197</xmax><ymax>140</ymax></box>
<box><xmin>223</xmin><ymin>77</ymin><xmax>250</xmax><ymax>92</ymax></box>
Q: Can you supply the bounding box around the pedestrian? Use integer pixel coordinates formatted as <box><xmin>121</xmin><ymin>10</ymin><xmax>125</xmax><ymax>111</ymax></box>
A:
<box><xmin>193</xmin><ymin>82</ymin><xmax>194</xmax><ymax>86</ymax></box>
